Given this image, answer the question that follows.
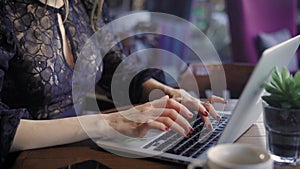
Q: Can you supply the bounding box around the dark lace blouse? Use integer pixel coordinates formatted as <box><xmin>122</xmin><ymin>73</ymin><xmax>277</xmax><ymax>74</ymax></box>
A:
<box><xmin>0</xmin><ymin>0</ymin><xmax>164</xmax><ymax>167</ymax></box>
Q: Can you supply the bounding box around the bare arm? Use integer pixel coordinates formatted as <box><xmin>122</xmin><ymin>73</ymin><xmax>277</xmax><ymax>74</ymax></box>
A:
<box><xmin>141</xmin><ymin>78</ymin><xmax>173</xmax><ymax>100</ymax></box>
<box><xmin>10</xmin><ymin>96</ymin><xmax>195</xmax><ymax>152</ymax></box>
<box><xmin>11</xmin><ymin>114</ymin><xmax>107</xmax><ymax>152</ymax></box>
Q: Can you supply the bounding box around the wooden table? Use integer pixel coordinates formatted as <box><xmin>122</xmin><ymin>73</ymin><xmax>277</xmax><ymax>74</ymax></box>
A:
<box><xmin>11</xmin><ymin>100</ymin><xmax>299</xmax><ymax>169</ymax></box>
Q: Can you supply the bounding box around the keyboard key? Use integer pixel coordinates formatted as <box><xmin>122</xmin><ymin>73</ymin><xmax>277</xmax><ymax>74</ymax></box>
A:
<box><xmin>143</xmin><ymin>114</ymin><xmax>230</xmax><ymax>159</ymax></box>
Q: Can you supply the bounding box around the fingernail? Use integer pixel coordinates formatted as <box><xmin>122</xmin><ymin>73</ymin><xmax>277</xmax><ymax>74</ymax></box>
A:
<box><xmin>165</xmin><ymin>127</ymin><xmax>169</xmax><ymax>131</ymax></box>
<box><xmin>189</xmin><ymin>127</ymin><xmax>194</xmax><ymax>132</ymax></box>
<box><xmin>185</xmin><ymin>133</ymin><xmax>190</xmax><ymax>138</ymax></box>
<box><xmin>188</xmin><ymin>112</ymin><xmax>194</xmax><ymax>117</ymax></box>
<box><xmin>216</xmin><ymin>115</ymin><xmax>222</xmax><ymax>121</ymax></box>
<box><xmin>204</xmin><ymin>111</ymin><xmax>209</xmax><ymax>116</ymax></box>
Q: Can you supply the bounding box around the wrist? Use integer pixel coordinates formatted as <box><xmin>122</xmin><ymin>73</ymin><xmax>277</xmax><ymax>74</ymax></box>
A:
<box><xmin>143</xmin><ymin>78</ymin><xmax>174</xmax><ymax>96</ymax></box>
<box><xmin>102</xmin><ymin>113</ymin><xmax>119</xmax><ymax>131</ymax></box>
<box><xmin>99</xmin><ymin>113</ymin><xmax>131</xmax><ymax>139</ymax></box>
<box><xmin>162</xmin><ymin>85</ymin><xmax>175</xmax><ymax>96</ymax></box>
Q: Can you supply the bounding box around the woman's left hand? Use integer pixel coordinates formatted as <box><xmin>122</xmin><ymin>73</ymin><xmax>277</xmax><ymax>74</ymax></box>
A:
<box><xmin>164</xmin><ymin>88</ymin><xmax>228</xmax><ymax>130</ymax></box>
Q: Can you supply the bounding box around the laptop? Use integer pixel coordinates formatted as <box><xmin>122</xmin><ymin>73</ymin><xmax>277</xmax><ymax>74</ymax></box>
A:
<box><xmin>94</xmin><ymin>35</ymin><xmax>300</xmax><ymax>164</ymax></box>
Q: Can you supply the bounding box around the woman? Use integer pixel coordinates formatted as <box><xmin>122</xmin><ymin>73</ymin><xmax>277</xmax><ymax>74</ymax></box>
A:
<box><xmin>0</xmin><ymin>0</ymin><xmax>227</xmax><ymax>167</ymax></box>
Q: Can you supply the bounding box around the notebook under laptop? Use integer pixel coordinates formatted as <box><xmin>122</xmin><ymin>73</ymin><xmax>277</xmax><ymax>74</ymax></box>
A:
<box><xmin>94</xmin><ymin>35</ymin><xmax>300</xmax><ymax>164</ymax></box>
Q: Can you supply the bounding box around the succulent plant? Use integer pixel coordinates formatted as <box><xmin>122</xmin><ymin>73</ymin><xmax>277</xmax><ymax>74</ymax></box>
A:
<box><xmin>262</xmin><ymin>67</ymin><xmax>300</xmax><ymax>109</ymax></box>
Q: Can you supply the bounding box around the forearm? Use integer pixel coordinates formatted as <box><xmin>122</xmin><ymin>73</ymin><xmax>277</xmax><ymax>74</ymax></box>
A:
<box><xmin>10</xmin><ymin>114</ymin><xmax>108</xmax><ymax>152</ymax></box>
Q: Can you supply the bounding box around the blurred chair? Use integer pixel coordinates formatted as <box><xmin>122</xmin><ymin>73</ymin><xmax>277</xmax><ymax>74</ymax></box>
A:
<box><xmin>225</xmin><ymin>0</ymin><xmax>298</xmax><ymax>69</ymax></box>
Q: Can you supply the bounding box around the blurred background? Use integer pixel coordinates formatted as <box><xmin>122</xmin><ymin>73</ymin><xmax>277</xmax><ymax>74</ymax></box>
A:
<box><xmin>104</xmin><ymin>0</ymin><xmax>300</xmax><ymax>98</ymax></box>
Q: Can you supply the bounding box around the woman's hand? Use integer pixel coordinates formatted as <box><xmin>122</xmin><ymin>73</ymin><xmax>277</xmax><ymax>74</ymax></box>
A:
<box><xmin>142</xmin><ymin>78</ymin><xmax>227</xmax><ymax>130</ymax></box>
<box><xmin>164</xmin><ymin>87</ymin><xmax>228</xmax><ymax>130</ymax></box>
<box><xmin>103</xmin><ymin>96</ymin><xmax>194</xmax><ymax>138</ymax></box>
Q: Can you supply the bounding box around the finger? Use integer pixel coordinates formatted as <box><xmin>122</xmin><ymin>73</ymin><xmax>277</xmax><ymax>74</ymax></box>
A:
<box><xmin>194</xmin><ymin>100</ymin><xmax>209</xmax><ymax>117</ymax></box>
<box><xmin>144</xmin><ymin>107</ymin><xmax>190</xmax><ymax>130</ymax></box>
<box><xmin>202</xmin><ymin>102</ymin><xmax>221</xmax><ymax>121</ymax></box>
<box><xmin>160</xmin><ymin>108</ymin><xmax>193</xmax><ymax>132</ymax></box>
<box><xmin>173</xmin><ymin>96</ymin><xmax>183</xmax><ymax>103</ymax></box>
<box><xmin>151</xmin><ymin>97</ymin><xmax>194</xmax><ymax>118</ymax></box>
<box><xmin>150</xmin><ymin>108</ymin><xmax>192</xmax><ymax>132</ymax></box>
<box><xmin>177</xmin><ymin>96</ymin><xmax>210</xmax><ymax>117</ymax></box>
<box><xmin>144</xmin><ymin>120</ymin><xmax>169</xmax><ymax>132</ymax></box>
<box><xmin>167</xmin><ymin>99</ymin><xmax>194</xmax><ymax>118</ymax></box>
<box><xmin>156</xmin><ymin>117</ymin><xmax>190</xmax><ymax>137</ymax></box>
<box><xmin>201</xmin><ymin>116</ymin><xmax>213</xmax><ymax>130</ymax></box>
<box><xmin>207</xmin><ymin>95</ymin><xmax>228</xmax><ymax>104</ymax></box>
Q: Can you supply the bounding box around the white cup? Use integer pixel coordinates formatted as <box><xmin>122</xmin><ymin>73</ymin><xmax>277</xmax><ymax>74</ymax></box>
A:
<box><xmin>188</xmin><ymin>143</ymin><xmax>273</xmax><ymax>169</ymax></box>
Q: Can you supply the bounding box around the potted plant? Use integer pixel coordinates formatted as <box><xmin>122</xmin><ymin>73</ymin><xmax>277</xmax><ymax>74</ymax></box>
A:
<box><xmin>262</xmin><ymin>67</ymin><xmax>300</xmax><ymax>165</ymax></box>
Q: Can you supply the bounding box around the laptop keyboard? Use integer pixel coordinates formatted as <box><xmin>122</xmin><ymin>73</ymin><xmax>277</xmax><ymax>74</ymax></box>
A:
<box><xmin>143</xmin><ymin>114</ymin><xmax>230</xmax><ymax>158</ymax></box>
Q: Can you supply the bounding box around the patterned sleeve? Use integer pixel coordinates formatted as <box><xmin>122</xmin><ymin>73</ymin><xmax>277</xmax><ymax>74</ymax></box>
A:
<box><xmin>0</xmin><ymin>5</ymin><xmax>31</xmax><ymax>167</ymax></box>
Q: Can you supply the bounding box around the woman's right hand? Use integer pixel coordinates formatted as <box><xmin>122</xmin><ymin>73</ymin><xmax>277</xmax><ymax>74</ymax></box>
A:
<box><xmin>103</xmin><ymin>96</ymin><xmax>195</xmax><ymax>138</ymax></box>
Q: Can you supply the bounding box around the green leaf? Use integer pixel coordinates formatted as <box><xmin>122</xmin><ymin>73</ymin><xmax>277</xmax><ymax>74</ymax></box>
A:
<box><xmin>271</xmin><ymin>67</ymin><xmax>284</xmax><ymax>91</ymax></box>
<box><xmin>294</xmin><ymin>70</ymin><xmax>300</xmax><ymax>82</ymax></box>
<box><xmin>284</xmin><ymin>77</ymin><xmax>295</xmax><ymax>96</ymax></box>
<box><xmin>294</xmin><ymin>71</ymin><xmax>300</xmax><ymax>89</ymax></box>
<box><xmin>294</xmin><ymin>94</ymin><xmax>300</xmax><ymax>100</ymax></box>
<box><xmin>272</xmin><ymin>67</ymin><xmax>281</xmax><ymax>80</ymax></box>
<box><xmin>262</xmin><ymin>95</ymin><xmax>285</xmax><ymax>108</ymax></box>
<box><xmin>292</xmin><ymin>94</ymin><xmax>300</xmax><ymax>104</ymax></box>
<box><xmin>270</xmin><ymin>80</ymin><xmax>283</xmax><ymax>92</ymax></box>
<box><xmin>270</xmin><ymin>93</ymin><xmax>288</xmax><ymax>100</ymax></box>
<box><xmin>281</xmin><ymin>67</ymin><xmax>291</xmax><ymax>81</ymax></box>
<box><xmin>264</xmin><ymin>83</ymin><xmax>282</xmax><ymax>94</ymax></box>
<box><xmin>280</xmin><ymin>68</ymin><xmax>292</xmax><ymax>92</ymax></box>
<box><xmin>280</xmin><ymin>102</ymin><xmax>292</xmax><ymax>109</ymax></box>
